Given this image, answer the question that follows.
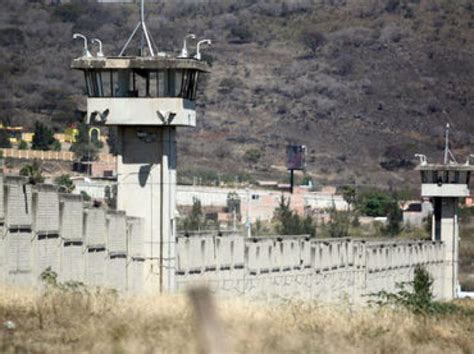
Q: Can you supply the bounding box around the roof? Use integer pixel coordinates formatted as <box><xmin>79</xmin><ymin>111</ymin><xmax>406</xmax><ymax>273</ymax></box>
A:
<box><xmin>71</xmin><ymin>56</ymin><xmax>210</xmax><ymax>72</ymax></box>
<box><xmin>416</xmin><ymin>164</ymin><xmax>474</xmax><ymax>172</ymax></box>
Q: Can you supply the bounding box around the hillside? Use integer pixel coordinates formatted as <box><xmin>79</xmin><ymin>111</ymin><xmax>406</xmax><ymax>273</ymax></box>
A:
<box><xmin>2</xmin><ymin>0</ymin><xmax>474</xmax><ymax>189</ymax></box>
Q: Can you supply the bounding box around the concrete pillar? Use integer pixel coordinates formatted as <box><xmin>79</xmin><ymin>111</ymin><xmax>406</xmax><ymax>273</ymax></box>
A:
<box><xmin>117</xmin><ymin>126</ymin><xmax>177</xmax><ymax>293</ymax></box>
<box><xmin>434</xmin><ymin>197</ymin><xmax>458</xmax><ymax>299</ymax></box>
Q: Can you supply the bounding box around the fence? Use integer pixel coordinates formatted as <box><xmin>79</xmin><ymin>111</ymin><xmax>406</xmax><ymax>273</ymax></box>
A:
<box><xmin>1</xmin><ymin>148</ymin><xmax>116</xmax><ymax>163</ymax></box>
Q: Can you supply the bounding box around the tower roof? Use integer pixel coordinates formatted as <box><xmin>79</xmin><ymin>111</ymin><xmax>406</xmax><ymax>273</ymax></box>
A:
<box><xmin>71</xmin><ymin>56</ymin><xmax>210</xmax><ymax>72</ymax></box>
<box><xmin>416</xmin><ymin>164</ymin><xmax>474</xmax><ymax>172</ymax></box>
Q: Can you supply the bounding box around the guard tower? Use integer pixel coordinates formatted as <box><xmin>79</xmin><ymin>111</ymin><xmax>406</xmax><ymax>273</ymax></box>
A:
<box><xmin>71</xmin><ymin>1</ymin><xmax>210</xmax><ymax>293</ymax></box>
<box><xmin>416</xmin><ymin>124</ymin><xmax>473</xmax><ymax>299</ymax></box>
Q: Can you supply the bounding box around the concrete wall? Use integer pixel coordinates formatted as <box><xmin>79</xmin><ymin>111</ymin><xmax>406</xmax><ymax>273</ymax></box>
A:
<box><xmin>176</xmin><ymin>235</ymin><xmax>446</xmax><ymax>302</ymax></box>
<box><xmin>0</xmin><ymin>172</ymin><xmax>451</xmax><ymax>302</ymax></box>
<box><xmin>0</xmin><ymin>174</ymin><xmax>146</xmax><ymax>292</ymax></box>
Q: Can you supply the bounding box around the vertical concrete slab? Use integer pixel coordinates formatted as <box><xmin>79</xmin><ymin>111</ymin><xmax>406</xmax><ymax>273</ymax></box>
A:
<box><xmin>127</xmin><ymin>217</ymin><xmax>144</xmax><ymax>293</ymax></box>
<box><xmin>106</xmin><ymin>211</ymin><xmax>128</xmax><ymax>291</ymax></box>
<box><xmin>61</xmin><ymin>240</ymin><xmax>85</xmax><ymax>283</ymax></box>
<box><xmin>107</xmin><ymin>211</ymin><xmax>127</xmax><ymax>254</ymax></box>
<box><xmin>84</xmin><ymin>208</ymin><xmax>107</xmax><ymax>287</ymax></box>
<box><xmin>59</xmin><ymin>194</ymin><xmax>85</xmax><ymax>283</ymax></box>
<box><xmin>32</xmin><ymin>185</ymin><xmax>60</xmax><ymax>281</ymax></box>
<box><xmin>5</xmin><ymin>177</ymin><xmax>33</xmax><ymax>285</ymax></box>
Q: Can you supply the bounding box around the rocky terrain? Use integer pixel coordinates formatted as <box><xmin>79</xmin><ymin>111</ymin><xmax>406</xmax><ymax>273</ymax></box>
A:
<box><xmin>2</xmin><ymin>0</ymin><xmax>474</xmax><ymax>189</ymax></box>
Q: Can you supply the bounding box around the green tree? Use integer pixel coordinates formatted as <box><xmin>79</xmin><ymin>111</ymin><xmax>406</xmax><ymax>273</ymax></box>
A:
<box><xmin>18</xmin><ymin>140</ymin><xmax>28</xmax><ymax>150</ymax></box>
<box><xmin>31</xmin><ymin>122</ymin><xmax>57</xmax><ymax>151</ymax></box>
<box><xmin>0</xmin><ymin>129</ymin><xmax>12</xmax><ymax>148</ymax></box>
<box><xmin>0</xmin><ymin>129</ymin><xmax>12</xmax><ymax>149</ymax></box>
<box><xmin>19</xmin><ymin>161</ymin><xmax>44</xmax><ymax>184</ymax></box>
<box><xmin>274</xmin><ymin>195</ymin><xmax>316</xmax><ymax>237</ymax></box>
<box><xmin>182</xmin><ymin>197</ymin><xmax>205</xmax><ymax>231</ymax></box>
<box><xmin>384</xmin><ymin>199</ymin><xmax>403</xmax><ymax>236</ymax></box>
<box><xmin>70</xmin><ymin>122</ymin><xmax>98</xmax><ymax>161</ymax></box>
<box><xmin>356</xmin><ymin>191</ymin><xmax>393</xmax><ymax>217</ymax></box>
<box><xmin>51</xmin><ymin>140</ymin><xmax>61</xmax><ymax>151</ymax></box>
<box><xmin>327</xmin><ymin>207</ymin><xmax>350</xmax><ymax>238</ymax></box>
<box><xmin>243</xmin><ymin>148</ymin><xmax>262</xmax><ymax>164</ymax></box>
<box><xmin>340</xmin><ymin>185</ymin><xmax>356</xmax><ymax>211</ymax></box>
<box><xmin>55</xmin><ymin>174</ymin><xmax>75</xmax><ymax>193</ymax></box>
<box><xmin>226</xmin><ymin>192</ymin><xmax>241</xmax><ymax>214</ymax></box>
<box><xmin>299</xmin><ymin>29</ymin><xmax>326</xmax><ymax>57</ymax></box>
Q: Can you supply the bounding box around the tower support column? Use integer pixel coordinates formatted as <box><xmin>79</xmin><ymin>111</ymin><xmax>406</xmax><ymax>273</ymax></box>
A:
<box><xmin>433</xmin><ymin>197</ymin><xmax>459</xmax><ymax>299</ymax></box>
<box><xmin>116</xmin><ymin>126</ymin><xmax>177</xmax><ymax>293</ymax></box>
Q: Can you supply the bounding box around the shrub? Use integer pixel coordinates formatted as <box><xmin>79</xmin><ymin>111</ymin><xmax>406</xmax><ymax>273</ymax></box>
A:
<box><xmin>181</xmin><ymin>197</ymin><xmax>206</xmax><ymax>231</ymax></box>
<box><xmin>299</xmin><ymin>29</ymin><xmax>326</xmax><ymax>57</ymax></box>
<box><xmin>80</xmin><ymin>191</ymin><xmax>91</xmax><ymax>201</ymax></box>
<box><xmin>227</xmin><ymin>23</ymin><xmax>253</xmax><ymax>43</ymax></box>
<box><xmin>18</xmin><ymin>139</ymin><xmax>28</xmax><ymax>150</ymax></box>
<box><xmin>0</xmin><ymin>129</ymin><xmax>11</xmax><ymax>148</ymax></box>
<box><xmin>32</xmin><ymin>122</ymin><xmax>58</xmax><ymax>151</ymax></box>
<box><xmin>243</xmin><ymin>148</ymin><xmax>262</xmax><ymax>164</ymax></box>
<box><xmin>372</xmin><ymin>265</ymin><xmax>459</xmax><ymax>315</ymax></box>
<box><xmin>55</xmin><ymin>174</ymin><xmax>75</xmax><ymax>193</ymax></box>
<box><xmin>384</xmin><ymin>199</ymin><xmax>403</xmax><ymax>236</ymax></box>
<box><xmin>274</xmin><ymin>195</ymin><xmax>316</xmax><ymax>237</ymax></box>
<box><xmin>356</xmin><ymin>191</ymin><xmax>394</xmax><ymax>217</ymax></box>
<box><xmin>70</xmin><ymin>123</ymin><xmax>98</xmax><ymax>161</ymax></box>
<box><xmin>20</xmin><ymin>161</ymin><xmax>44</xmax><ymax>184</ymax></box>
<box><xmin>327</xmin><ymin>207</ymin><xmax>350</xmax><ymax>238</ymax></box>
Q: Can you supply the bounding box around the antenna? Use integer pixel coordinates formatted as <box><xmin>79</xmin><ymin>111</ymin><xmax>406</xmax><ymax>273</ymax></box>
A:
<box><xmin>444</xmin><ymin>123</ymin><xmax>457</xmax><ymax>165</ymax></box>
<box><xmin>119</xmin><ymin>0</ymin><xmax>156</xmax><ymax>57</ymax></box>
<box><xmin>73</xmin><ymin>33</ymin><xmax>92</xmax><ymax>58</ymax></box>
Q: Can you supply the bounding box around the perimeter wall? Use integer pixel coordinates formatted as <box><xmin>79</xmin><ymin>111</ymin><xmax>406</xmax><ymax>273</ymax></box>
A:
<box><xmin>0</xmin><ymin>175</ymin><xmax>145</xmax><ymax>293</ymax></box>
<box><xmin>0</xmin><ymin>172</ymin><xmax>449</xmax><ymax>301</ymax></box>
<box><xmin>175</xmin><ymin>235</ymin><xmax>446</xmax><ymax>301</ymax></box>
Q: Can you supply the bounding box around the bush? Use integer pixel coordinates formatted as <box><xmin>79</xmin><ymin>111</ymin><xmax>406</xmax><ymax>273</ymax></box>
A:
<box><xmin>326</xmin><ymin>207</ymin><xmax>350</xmax><ymax>238</ymax></box>
<box><xmin>384</xmin><ymin>199</ymin><xmax>403</xmax><ymax>236</ymax></box>
<box><xmin>372</xmin><ymin>265</ymin><xmax>459</xmax><ymax>315</ymax></box>
<box><xmin>80</xmin><ymin>191</ymin><xmax>91</xmax><ymax>201</ymax></box>
<box><xmin>31</xmin><ymin>122</ymin><xmax>58</xmax><ymax>151</ymax></box>
<box><xmin>227</xmin><ymin>23</ymin><xmax>253</xmax><ymax>43</ymax></box>
<box><xmin>0</xmin><ymin>129</ymin><xmax>12</xmax><ymax>148</ymax></box>
<box><xmin>243</xmin><ymin>148</ymin><xmax>262</xmax><ymax>164</ymax></box>
<box><xmin>181</xmin><ymin>197</ymin><xmax>206</xmax><ymax>231</ymax></box>
<box><xmin>18</xmin><ymin>139</ymin><xmax>28</xmax><ymax>150</ymax></box>
<box><xmin>70</xmin><ymin>123</ymin><xmax>98</xmax><ymax>161</ymax></box>
<box><xmin>20</xmin><ymin>161</ymin><xmax>44</xmax><ymax>184</ymax></box>
<box><xmin>55</xmin><ymin>174</ymin><xmax>75</xmax><ymax>193</ymax></box>
<box><xmin>274</xmin><ymin>195</ymin><xmax>316</xmax><ymax>237</ymax></box>
<box><xmin>356</xmin><ymin>191</ymin><xmax>394</xmax><ymax>217</ymax></box>
<box><xmin>299</xmin><ymin>29</ymin><xmax>326</xmax><ymax>57</ymax></box>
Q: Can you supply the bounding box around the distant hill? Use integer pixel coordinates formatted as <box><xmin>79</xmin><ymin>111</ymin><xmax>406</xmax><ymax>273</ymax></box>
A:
<box><xmin>2</xmin><ymin>0</ymin><xmax>474</xmax><ymax>189</ymax></box>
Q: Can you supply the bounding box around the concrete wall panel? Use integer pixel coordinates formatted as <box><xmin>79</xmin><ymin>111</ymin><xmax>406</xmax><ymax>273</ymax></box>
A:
<box><xmin>33</xmin><ymin>185</ymin><xmax>60</xmax><ymax>233</ymax></box>
<box><xmin>107</xmin><ymin>211</ymin><xmax>127</xmax><ymax>254</ymax></box>
<box><xmin>59</xmin><ymin>195</ymin><xmax>84</xmax><ymax>241</ymax></box>
<box><xmin>84</xmin><ymin>209</ymin><xmax>107</xmax><ymax>247</ymax></box>
<box><xmin>60</xmin><ymin>241</ymin><xmax>85</xmax><ymax>283</ymax></box>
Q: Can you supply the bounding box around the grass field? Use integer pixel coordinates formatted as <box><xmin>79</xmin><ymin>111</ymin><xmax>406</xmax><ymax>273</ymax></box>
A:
<box><xmin>0</xmin><ymin>286</ymin><xmax>473</xmax><ymax>354</ymax></box>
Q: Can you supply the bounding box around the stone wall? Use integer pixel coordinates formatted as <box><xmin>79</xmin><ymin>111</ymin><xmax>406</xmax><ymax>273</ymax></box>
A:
<box><xmin>176</xmin><ymin>235</ymin><xmax>446</xmax><ymax>302</ymax></box>
<box><xmin>0</xmin><ymin>175</ymin><xmax>145</xmax><ymax>292</ymax></box>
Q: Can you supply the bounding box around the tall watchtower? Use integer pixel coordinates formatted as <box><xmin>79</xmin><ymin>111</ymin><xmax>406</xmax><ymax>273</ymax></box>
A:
<box><xmin>71</xmin><ymin>1</ymin><xmax>210</xmax><ymax>293</ymax></box>
<box><xmin>416</xmin><ymin>124</ymin><xmax>473</xmax><ymax>299</ymax></box>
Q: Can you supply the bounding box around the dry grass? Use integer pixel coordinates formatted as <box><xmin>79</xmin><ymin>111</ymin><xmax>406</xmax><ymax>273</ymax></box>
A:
<box><xmin>1</xmin><ymin>286</ymin><xmax>474</xmax><ymax>354</ymax></box>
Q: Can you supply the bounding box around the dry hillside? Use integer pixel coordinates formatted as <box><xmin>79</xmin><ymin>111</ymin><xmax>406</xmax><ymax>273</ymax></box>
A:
<box><xmin>2</xmin><ymin>0</ymin><xmax>474</xmax><ymax>187</ymax></box>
